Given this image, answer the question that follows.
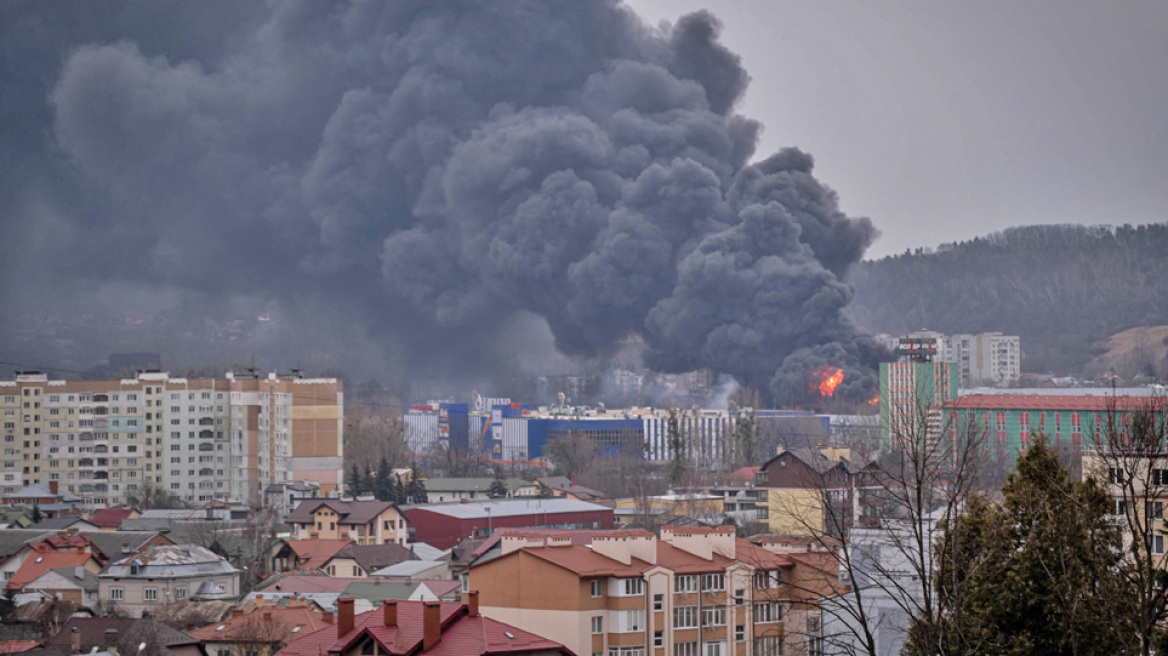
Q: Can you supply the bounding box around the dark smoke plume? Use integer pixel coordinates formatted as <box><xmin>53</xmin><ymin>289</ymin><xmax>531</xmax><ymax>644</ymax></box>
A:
<box><xmin>0</xmin><ymin>0</ymin><xmax>881</xmax><ymax>403</ymax></box>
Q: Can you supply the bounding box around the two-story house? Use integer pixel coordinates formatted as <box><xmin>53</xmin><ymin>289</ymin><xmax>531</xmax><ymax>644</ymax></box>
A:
<box><xmin>98</xmin><ymin>544</ymin><xmax>240</xmax><ymax>616</ymax></box>
<box><xmin>286</xmin><ymin>501</ymin><xmax>408</xmax><ymax>546</ymax></box>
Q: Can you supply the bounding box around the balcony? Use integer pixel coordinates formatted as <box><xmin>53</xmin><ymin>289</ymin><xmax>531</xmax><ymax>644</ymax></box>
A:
<box><xmin>199</xmin><ymin>430</ymin><xmax>213</xmax><ymax>439</ymax></box>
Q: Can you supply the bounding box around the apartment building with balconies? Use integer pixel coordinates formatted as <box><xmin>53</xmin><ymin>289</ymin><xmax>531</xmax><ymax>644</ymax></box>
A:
<box><xmin>469</xmin><ymin>527</ymin><xmax>845</xmax><ymax>656</ymax></box>
<box><xmin>0</xmin><ymin>370</ymin><xmax>343</xmax><ymax>507</ymax></box>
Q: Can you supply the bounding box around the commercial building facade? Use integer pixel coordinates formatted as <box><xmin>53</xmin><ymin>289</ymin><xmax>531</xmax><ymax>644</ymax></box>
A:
<box><xmin>0</xmin><ymin>370</ymin><xmax>343</xmax><ymax>507</ymax></box>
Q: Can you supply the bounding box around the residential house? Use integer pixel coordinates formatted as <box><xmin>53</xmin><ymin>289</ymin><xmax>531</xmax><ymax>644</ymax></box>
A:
<box><xmin>47</xmin><ymin>617</ymin><xmax>205</xmax><ymax>656</ymax></box>
<box><xmin>5</xmin><ymin>545</ymin><xmax>102</xmax><ymax>593</ymax></box>
<box><xmin>190</xmin><ymin>598</ymin><xmax>332</xmax><ymax>656</ymax></box>
<box><xmin>755</xmin><ymin>447</ymin><xmax>878</xmax><ymax>537</ymax></box>
<box><xmin>20</xmin><ymin>566</ymin><xmax>100</xmax><ymax>607</ymax></box>
<box><xmin>320</xmin><ymin>543</ymin><xmax>418</xmax><ymax>578</ymax></box>
<box><xmin>369</xmin><ymin>560</ymin><xmax>449</xmax><ymax>580</ymax></box>
<box><xmin>270</xmin><ymin>539</ymin><xmax>352</xmax><ymax>573</ymax></box>
<box><xmin>87</xmin><ymin>509</ymin><xmax>139</xmax><ymax>531</ymax></box>
<box><xmin>98</xmin><ymin>545</ymin><xmax>240</xmax><ymax>617</ymax></box>
<box><xmin>469</xmin><ymin>526</ymin><xmax>846</xmax><ymax>656</ymax></box>
<box><xmin>274</xmin><ymin>596</ymin><xmax>572</xmax><ymax>656</ymax></box>
<box><xmin>535</xmin><ymin>477</ymin><xmax>606</xmax><ymax>502</ymax></box>
<box><xmin>286</xmin><ymin>501</ymin><xmax>408</xmax><ymax>546</ymax></box>
<box><xmin>263</xmin><ymin>482</ymin><xmax>320</xmax><ymax>520</ymax></box>
<box><xmin>1</xmin><ymin>483</ymin><xmax>85</xmax><ymax>518</ymax></box>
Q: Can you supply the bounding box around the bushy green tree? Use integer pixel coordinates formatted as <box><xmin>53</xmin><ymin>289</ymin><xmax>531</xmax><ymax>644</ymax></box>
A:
<box><xmin>909</xmin><ymin>436</ymin><xmax>1130</xmax><ymax>656</ymax></box>
<box><xmin>488</xmin><ymin>466</ymin><xmax>509</xmax><ymax>498</ymax></box>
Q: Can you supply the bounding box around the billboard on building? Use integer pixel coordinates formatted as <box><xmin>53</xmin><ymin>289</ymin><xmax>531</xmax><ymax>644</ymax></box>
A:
<box><xmin>898</xmin><ymin>337</ymin><xmax>938</xmax><ymax>357</ymax></box>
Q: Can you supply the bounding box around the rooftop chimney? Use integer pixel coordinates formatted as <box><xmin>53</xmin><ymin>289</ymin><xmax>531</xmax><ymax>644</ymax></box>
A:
<box><xmin>320</xmin><ymin>609</ymin><xmax>333</xmax><ymax>624</ymax></box>
<box><xmin>103</xmin><ymin>628</ymin><xmax>119</xmax><ymax>649</ymax></box>
<box><xmin>256</xmin><ymin>593</ymin><xmax>264</xmax><ymax>607</ymax></box>
<box><xmin>382</xmin><ymin>600</ymin><xmax>397</xmax><ymax>626</ymax></box>
<box><xmin>337</xmin><ymin>597</ymin><xmax>355</xmax><ymax>638</ymax></box>
<box><xmin>463</xmin><ymin>590</ymin><xmax>479</xmax><ymax>617</ymax></box>
<box><xmin>422</xmin><ymin>601</ymin><xmax>441</xmax><ymax>651</ymax></box>
<box><xmin>71</xmin><ymin>627</ymin><xmax>80</xmax><ymax>655</ymax></box>
<box><xmin>49</xmin><ymin>481</ymin><xmax>59</xmax><ymax>496</ymax></box>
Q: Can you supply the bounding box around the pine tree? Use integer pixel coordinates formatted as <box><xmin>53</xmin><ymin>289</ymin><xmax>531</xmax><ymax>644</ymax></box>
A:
<box><xmin>406</xmin><ymin>464</ymin><xmax>428</xmax><ymax>503</ymax></box>
<box><xmin>488</xmin><ymin>466</ymin><xmax>509</xmax><ymax>498</ymax></box>
<box><xmin>374</xmin><ymin>456</ymin><xmax>392</xmax><ymax>502</ymax></box>
<box><xmin>910</xmin><ymin>436</ymin><xmax>1131</xmax><ymax>656</ymax></box>
<box><xmin>348</xmin><ymin>462</ymin><xmax>362</xmax><ymax>495</ymax></box>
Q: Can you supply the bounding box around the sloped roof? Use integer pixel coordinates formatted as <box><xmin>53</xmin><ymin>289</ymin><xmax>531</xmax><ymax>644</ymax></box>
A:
<box><xmin>28</xmin><ymin>518</ymin><xmax>93</xmax><ymax>532</ymax></box>
<box><xmin>536</xmin><ymin>477</ymin><xmax>606</xmax><ymax>501</ymax></box>
<box><xmin>338</xmin><ymin>581</ymin><xmax>420</xmax><ymax>603</ymax></box>
<box><xmin>2</xmin><ymin>484</ymin><xmax>82</xmax><ymax>503</ymax></box>
<box><xmin>101</xmin><ymin>544</ymin><xmax>236</xmax><ymax>578</ymax></box>
<box><xmin>6</xmin><ymin>552</ymin><xmax>96</xmax><ymax>590</ymax></box>
<box><xmin>88</xmin><ymin>509</ymin><xmax>135</xmax><ymax>529</ymax></box>
<box><xmin>86</xmin><ymin>531</ymin><xmax>171</xmax><ymax>560</ymax></box>
<box><xmin>0</xmin><ymin>530</ymin><xmax>52</xmax><ymax>560</ymax></box>
<box><xmin>421</xmin><ymin>478</ymin><xmax>529</xmax><ymax>494</ymax></box>
<box><xmin>286</xmin><ymin>501</ymin><xmax>396</xmax><ymax>527</ymax></box>
<box><xmin>28</xmin><ymin>567</ymin><xmax>99</xmax><ymax>593</ymax></box>
<box><xmin>287</xmin><ymin>540</ymin><xmax>352</xmax><ymax>571</ymax></box>
<box><xmin>0</xmin><ymin>641</ymin><xmax>42</xmax><ymax>654</ymax></box>
<box><xmin>275</xmin><ymin>602</ymin><xmax>567</xmax><ymax>656</ymax></box>
<box><xmin>370</xmin><ymin>560</ymin><xmax>444</xmax><ymax>578</ymax></box>
<box><xmin>189</xmin><ymin>606</ymin><xmax>331</xmax><ymax>643</ymax></box>
<box><xmin>330</xmin><ymin>544</ymin><xmax>416</xmax><ymax>573</ymax></box>
<box><xmin>417</xmin><ymin>580</ymin><xmax>461</xmax><ymax>600</ymax></box>
<box><xmin>47</xmin><ymin>618</ymin><xmax>198</xmax><ymax>655</ymax></box>
<box><xmin>259</xmin><ymin>576</ymin><xmax>363</xmax><ymax>595</ymax></box>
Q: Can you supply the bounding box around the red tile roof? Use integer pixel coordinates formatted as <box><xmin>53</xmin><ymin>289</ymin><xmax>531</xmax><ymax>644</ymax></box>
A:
<box><xmin>275</xmin><ymin>601</ymin><xmax>569</xmax><ymax>656</ymax></box>
<box><xmin>509</xmin><ymin>538</ymin><xmax>793</xmax><ymax>578</ymax></box>
<box><xmin>944</xmin><ymin>394</ymin><xmax>1168</xmax><ymax>412</ymax></box>
<box><xmin>189</xmin><ymin>606</ymin><xmax>332</xmax><ymax>642</ymax></box>
<box><xmin>89</xmin><ymin>508</ymin><xmax>135</xmax><ymax>528</ymax></box>
<box><xmin>6</xmin><ymin>552</ymin><xmax>96</xmax><ymax>590</ymax></box>
<box><xmin>0</xmin><ymin>641</ymin><xmax>41</xmax><ymax>654</ymax></box>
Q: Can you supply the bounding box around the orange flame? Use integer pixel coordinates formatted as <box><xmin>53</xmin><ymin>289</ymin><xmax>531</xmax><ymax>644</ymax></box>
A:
<box><xmin>867</xmin><ymin>395</ymin><xmax>879</xmax><ymax>406</ymax></box>
<box><xmin>811</xmin><ymin>367</ymin><xmax>845</xmax><ymax>397</ymax></box>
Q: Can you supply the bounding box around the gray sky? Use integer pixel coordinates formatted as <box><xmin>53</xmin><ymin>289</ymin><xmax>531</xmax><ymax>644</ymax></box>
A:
<box><xmin>628</xmin><ymin>0</ymin><xmax>1168</xmax><ymax>258</ymax></box>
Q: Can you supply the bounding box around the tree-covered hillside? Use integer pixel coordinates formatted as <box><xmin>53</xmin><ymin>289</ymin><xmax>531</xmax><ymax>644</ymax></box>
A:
<box><xmin>846</xmin><ymin>224</ymin><xmax>1168</xmax><ymax>375</ymax></box>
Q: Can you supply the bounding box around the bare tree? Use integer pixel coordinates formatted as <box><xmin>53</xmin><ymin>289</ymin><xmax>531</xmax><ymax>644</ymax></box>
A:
<box><xmin>762</xmin><ymin>391</ymin><xmax>990</xmax><ymax>656</ymax></box>
<box><xmin>1082</xmin><ymin>393</ymin><xmax>1168</xmax><ymax>656</ymax></box>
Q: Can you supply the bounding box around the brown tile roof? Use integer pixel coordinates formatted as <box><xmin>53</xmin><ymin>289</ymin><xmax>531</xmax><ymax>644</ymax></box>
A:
<box><xmin>286</xmin><ymin>501</ymin><xmax>396</xmax><ymax>527</ymax></box>
<box><xmin>330</xmin><ymin>544</ymin><xmax>417</xmax><ymax>573</ymax></box>
<box><xmin>189</xmin><ymin>606</ymin><xmax>331</xmax><ymax>643</ymax></box>
<box><xmin>47</xmin><ymin>618</ymin><xmax>198</xmax><ymax>655</ymax></box>
<box><xmin>288</xmin><ymin>540</ymin><xmax>353</xmax><ymax>571</ymax></box>
<box><xmin>520</xmin><ymin>545</ymin><xmax>650</xmax><ymax>578</ymax></box>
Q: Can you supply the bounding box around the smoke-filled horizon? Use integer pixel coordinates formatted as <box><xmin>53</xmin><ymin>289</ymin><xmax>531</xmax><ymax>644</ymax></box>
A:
<box><xmin>0</xmin><ymin>0</ymin><xmax>886</xmax><ymax>404</ymax></box>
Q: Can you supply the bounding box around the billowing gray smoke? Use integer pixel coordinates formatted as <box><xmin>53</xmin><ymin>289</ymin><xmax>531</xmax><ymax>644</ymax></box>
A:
<box><xmin>0</xmin><ymin>0</ymin><xmax>883</xmax><ymax>403</ymax></box>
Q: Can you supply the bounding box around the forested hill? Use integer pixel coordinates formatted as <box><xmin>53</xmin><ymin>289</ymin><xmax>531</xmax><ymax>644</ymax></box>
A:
<box><xmin>846</xmin><ymin>223</ymin><xmax>1168</xmax><ymax>375</ymax></box>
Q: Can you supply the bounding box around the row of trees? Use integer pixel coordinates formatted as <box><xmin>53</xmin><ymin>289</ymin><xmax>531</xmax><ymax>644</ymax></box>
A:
<box><xmin>347</xmin><ymin>458</ymin><xmax>428</xmax><ymax>504</ymax></box>
<box><xmin>776</xmin><ymin>392</ymin><xmax>1168</xmax><ymax>656</ymax></box>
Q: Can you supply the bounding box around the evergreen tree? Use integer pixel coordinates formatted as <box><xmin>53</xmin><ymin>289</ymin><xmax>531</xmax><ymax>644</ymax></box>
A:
<box><xmin>374</xmin><ymin>456</ymin><xmax>392</xmax><ymax>502</ymax></box>
<box><xmin>666</xmin><ymin>406</ymin><xmax>689</xmax><ymax>484</ymax></box>
<box><xmin>405</xmin><ymin>464</ymin><xmax>428</xmax><ymax>503</ymax></box>
<box><xmin>909</xmin><ymin>436</ymin><xmax>1130</xmax><ymax>656</ymax></box>
<box><xmin>348</xmin><ymin>462</ymin><xmax>362</xmax><ymax>495</ymax></box>
<box><xmin>392</xmin><ymin>475</ymin><xmax>406</xmax><ymax>505</ymax></box>
<box><xmin>488</xmin><ymin>466</ymin><xmax>509</xmax><ymax>498</ymax></box>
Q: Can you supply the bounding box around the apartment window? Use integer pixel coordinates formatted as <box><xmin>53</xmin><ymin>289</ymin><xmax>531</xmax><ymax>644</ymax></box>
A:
<box><xmin>701</xmin><ymin>606</ymin><xmax>725</xmax><ymax>628</ymax></box>
<box><xmin>701</xmin><ymin>573</ymin><xmax>725</xmax><ymax>591</ymax></box>
<box><xmin>619</xmin><ymin>609</ymin><xmax>645</xmax><ymax>632</ymax></box>
<box><xmin>735</xmin><ymin>625</ymin><xmax>745</xmax><ymax>642</ymax></box>
<box><xmin>1150</xmin><ymin>535</ymin><xmax>1165</xmax><ymax>556</ymax></box>
<box><xmin>1147</xmin><ymin>501</ymin><xmax>1164</xmax><ymax>520</ymax></box>
<box><xmin>653</xmin><ymin>593</ymin><xmax>663</xmax><ymax>611</ymax></box>
<box><xmin>753</xmin><ymin>637</ymin><xmax>782</xmax><ymax>656</ymax></box>
<box><xmin>1110</xmin><ymin>468</ymin><xmax>1124</xmax><ymax>485</ymax></box>
<box><xmin>143</xmin><ymin>588</ymin><xmax>157</xmax><ymax>601</ymax></box>
<box><xmin>753</xmin><ymin>602</ymin><xmax>783</xmax><ymax>623</ymax></box>
<box><xmin>608</xmin><ymin>649</ymin><xmax>645</xmax><ymax>656</ymax></box>
<box><xmin>674</xmin><ymin>575</ymin><xmax>698</xmax><ymax>594</ymax></box>
<box><xmin>753</xmin><ymin>570</ymin><xmax>782</xmax><ymax>588</ymax></box>
<box><xmin>702</xmin><ymin>641</ymin><xmax>725</xmax><ymax>656</ymax></box>
<box><xmin>623</xmin><ymin>578</ymin><xmax>644</xmax><ymax>596</ymax></box>
<box><xmin>176</xmin><ymin>587</ymin><xmax>187</xmax><ymax>600</ymax></box>
<box><xmin>110</xmin><ymin>588</ymin><xmax>123</xmax><ymax>600</ymax></box>
<box><xmin>591</xmin><ymin>616</ymin><xmax>603</xmax><ymax>634</ymax></box>
<box><xmin>734</xmin><ymin>589</ymin><xmax>745</xmax><ymax>605</ymax></box>
<box><xmin>673</xmin><ymin>605</ymin><xmax>698</xmax><ymax>629</ymax></box>
<box><xmin>654</xmin><ymin>631</ymin><xmax>664</xmax><ymax>647</ymax></box>
<box><xmin>1115</xmin><ymin>499</ymin><xmax>1128</xmax><ymax>516</ymax></box>
<box><xmin>674</xmin><ymin>643</ymin><xmax>699</xmax><ymax>656</ymax></box>
<box><xmin>1155</xmin><ymin>469</ymin><xmax>1168</xmax><ymax>487</ymax></box>
<box><xmin>591</xmin><ymin>580</ymin><xmax>603</xmax><ymax>597</ymax></box>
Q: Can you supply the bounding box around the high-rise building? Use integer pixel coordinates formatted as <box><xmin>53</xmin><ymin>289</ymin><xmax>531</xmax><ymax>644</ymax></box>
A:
<box><xmin>876</xmin><ymin>331</ymin><xmax>1021</xmax><ymax>387</ymax></box>
<box><xmin>879</xmin><ymin>361</ymin><xmax>960</xmax><ymax>447</ymax></box>
<box><xmin>0</xmin><ymin>370</ymin><xmax>343</xmax><ymax>506</ymax></box>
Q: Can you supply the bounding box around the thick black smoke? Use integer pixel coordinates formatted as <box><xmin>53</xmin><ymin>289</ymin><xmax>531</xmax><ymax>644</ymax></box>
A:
<box><xmin>0</xmin><ymin>1</ymin><xmax>880</xmax><ymax>403</ymax></box>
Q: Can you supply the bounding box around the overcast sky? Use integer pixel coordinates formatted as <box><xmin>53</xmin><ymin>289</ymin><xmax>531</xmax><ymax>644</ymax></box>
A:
<box><xmin>628</xmin><ymin>0</ymin><xmax>1168</xmax><ymax>258</ymax></box>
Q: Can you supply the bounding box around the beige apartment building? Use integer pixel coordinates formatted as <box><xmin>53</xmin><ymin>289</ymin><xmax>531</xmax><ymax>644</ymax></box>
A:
<box><xmin>0</xmin><ymin>370</ymin><xmax>343</xmax><ymax>506</ymax></box>
<box><xmin>469</xmin><ymin>527</ymin><xmax>845</xmax><ymax>656</ymax></box>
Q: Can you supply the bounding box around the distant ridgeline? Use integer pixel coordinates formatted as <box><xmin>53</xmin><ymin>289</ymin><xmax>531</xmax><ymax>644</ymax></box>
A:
<box><xmin>846</xmin><ymin>224</ymin><xmax>1168</xmax><ymax>375</ymax></box>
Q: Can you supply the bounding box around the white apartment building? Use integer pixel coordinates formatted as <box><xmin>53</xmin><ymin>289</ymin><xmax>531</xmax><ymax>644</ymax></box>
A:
<box><xmin>878</xmin><ymin>331</ymin><xmax>1022</xmax><ymax>387</ymax></box>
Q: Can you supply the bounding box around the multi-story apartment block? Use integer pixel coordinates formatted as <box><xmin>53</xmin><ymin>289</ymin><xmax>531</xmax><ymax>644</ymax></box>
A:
<box><xmin>878</xmin><ymin>361</ymin><xmax>960</xmax><ymax>447</ymax></box>
<box><xmin>469</xmin><ymin>527</ymin><xmax>845</xmax><ymax>656</ymax></box>
<box><xmin>876</xmin><ymin>331</ymin><xmax>1021</xmax><ymax>388</ymax></box>
<box><xmin>0</xmin><ymin>370</ymin><xmax>343</xmax><ymax>507</ymax></box>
